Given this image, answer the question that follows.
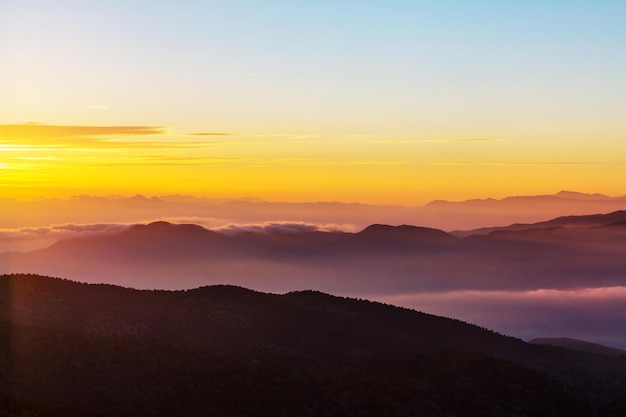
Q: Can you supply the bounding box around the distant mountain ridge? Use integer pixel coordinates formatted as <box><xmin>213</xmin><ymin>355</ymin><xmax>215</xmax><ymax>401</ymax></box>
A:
<box><xmin>426</xmin><ymin>190</ymin><xmax>622</xmax><ymax>208</ymax></box>
<box><xmin>529</xmin><ymin>338</ymin><xmax>626</xmax><ymax>357</ymax></box>
<box><xmin>2</xmin><ymin>190</ymin><xmax>626</xmax><ymax>232</ymax></box>
<box><xmin>453</xmin><ymin>209</ymin><xmax>626</xmax><ymax>237</ymax></box>
<box><xmin>3</xmin><ymin>210</ymin><xmax>626</xmax><ymax>294</ymax></box>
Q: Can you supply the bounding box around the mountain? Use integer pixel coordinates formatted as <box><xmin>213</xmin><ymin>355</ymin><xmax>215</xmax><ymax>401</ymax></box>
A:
<box><xmin>1</xmin><ymin>274</ymin><xmax>626</xmax><ymax>417</ymax></box>
<box><xmin>554</xmin><ymin>190</ymin><xmax>612</xmax><ymax>200</ymax></box>
<box><xmin>3</xmin><ymin>215</ymin><xmax>626</xmax><ymax>352</ymax></box>
<box><xmin>529</xmin><ymin>338</ymin><xmax>626</xmax><ymax>357</ymax></box>
<box><xmin>3</xmin><ymin>191</ymin><xmax>626</xmax><ymax>233</ymax></box>
<box><xmin>453</xmin><ymin>210</ymin><xmax>626</xmax><ymax>237</ymax></box>
<box><xmin>0</xmin><ymin>222</ymin><xmax>462</xmax><ymax>290</ymax></box>
<box><xmin>421</xmin><ymin>191</ymin><xmax>626</xmax><ymax>230</ymax></box>
<box><xmin>4</xmin><ymin>215</ymin><xmax>626</xmax><ymax>293</ymax></box>
<box><xmin>358</xmin><ymin>224</ymin><xmax>456</xmax><ymax>242</ymax></box>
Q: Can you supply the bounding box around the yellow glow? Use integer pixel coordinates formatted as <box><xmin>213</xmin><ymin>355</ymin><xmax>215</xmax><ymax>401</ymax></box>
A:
<box><xmin>1</xmin><ymin>122</ymin><xmax>625</xmax><ymax>205</ymax></box>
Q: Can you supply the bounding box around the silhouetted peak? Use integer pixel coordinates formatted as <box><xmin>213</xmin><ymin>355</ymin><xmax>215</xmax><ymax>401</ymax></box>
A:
<box><xmin>190</xmin><ymin>284</ymin><xmax>261</xmax><ymax>296</ymax></box>
<box><xmin>114</xmin><ymin>222</ymin><xmax>225</xmax><ymax>247</ymax></box>
<box><xmin>454</xmin><ymin>209</ymin><xmax>626</xmax><ymax>237</ymax></box>
<box><xmin>126</xmin><ymin>221</ymin><xmax>212</xmax><ymax>235</ymax></box>
<box><xmin>144</xmin><ymin>220</ymin><xmax>173</xmax><ymax>228</ymax></box>
<box><xmin>555</xmin><ymin>190</ymin><xmax>609</xmax><ymax>200</ymax></box>
<box><xmin>424</xmin><ymin>197</ymin><xmax>497</xmax><ymax>207</ymax></box>
<box><xmin>359</xmin><ymin>224</ymin><xmax>454</xmax><ymax>240</ymax></box>
<box><xmin>125</xmin><ymin>194</ymin><xmax>165</xmax><ymax>203</ymax></box>
<box><xmin>283</xmin><ymin>289</ymin><xmax>339</xmax><ymax>302</ymax></box>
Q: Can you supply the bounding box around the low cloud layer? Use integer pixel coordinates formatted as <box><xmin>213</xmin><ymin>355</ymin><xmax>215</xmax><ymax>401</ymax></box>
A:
<box><xmin>375</xmin><ymin>287</ymin><xmax>626</xmax><ymax>350</ymax></box>
<box><xmin>0</xmin><ymin>223</ymin><xmax>130</xmax><ymax>252</ymax></box>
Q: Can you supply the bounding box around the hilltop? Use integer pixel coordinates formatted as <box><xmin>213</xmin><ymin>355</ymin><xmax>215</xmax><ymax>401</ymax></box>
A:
<box><xmin>1</xmin><ymin>274</ymin><xmax>626</xmax><ymax>416</ymax></box>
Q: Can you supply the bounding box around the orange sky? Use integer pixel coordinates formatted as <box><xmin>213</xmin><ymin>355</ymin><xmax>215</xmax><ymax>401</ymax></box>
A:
<box><xmin>0</xmin><ymin>122</ymin><xmax>624</xmax><ymax>205</ymax></box>
<box><xmin>2</xmin><ymin>2</ymin><xmax>625</xmax><ymax>205</ymax></box>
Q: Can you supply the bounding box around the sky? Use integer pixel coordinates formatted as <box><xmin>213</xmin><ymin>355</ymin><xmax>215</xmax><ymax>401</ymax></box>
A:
<box><xmin>2</xmin><ymin>1</ymin><xmax>626</xmax><ymax>204</ymax></box>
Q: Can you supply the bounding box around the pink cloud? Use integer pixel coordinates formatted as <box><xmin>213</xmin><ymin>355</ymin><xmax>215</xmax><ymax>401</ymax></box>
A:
<box><xmin>0</xmin><ymin>223</ymin><xmax>131</xmax><ymax>252</ymax></box>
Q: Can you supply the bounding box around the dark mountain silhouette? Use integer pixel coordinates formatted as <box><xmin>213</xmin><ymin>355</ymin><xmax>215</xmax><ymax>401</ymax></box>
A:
<box><xmin>529</xmin><ymin>337</ymin><xmax>626</xmax><ymax>357</ymax></box>
<box><xmin>358</xmin><ymin>224</ymin><xmax>456</xmax><ymax>243</ymax></box>
<box><xmin>1</xmin><ymin>274</ymin><xmax>626</xmax><ymax>417</ymax></box>
<box><xmin>47</xmin><ymin>220</ymin><xmax>228</xmax><ymax>257</ymax></box>
<box><xmin>453</xmin><ymin>209</ymin><xmax>626</xmax><ymax>237</ymax></box>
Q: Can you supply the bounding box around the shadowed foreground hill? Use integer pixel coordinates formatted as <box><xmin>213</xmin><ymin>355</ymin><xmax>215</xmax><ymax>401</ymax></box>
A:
<box><xmin>1</xmin><ymin>275</ymin><xmax>626</xmax><ymax>417</ymax></box>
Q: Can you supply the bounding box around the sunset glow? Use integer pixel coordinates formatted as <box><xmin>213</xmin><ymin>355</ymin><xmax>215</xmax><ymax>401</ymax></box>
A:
<box><xmin>1</xmin><ymin>121</ymin><xmax>624</xmax><ymax>204</ymax></box>
<box><xmin>2</xmin><ymin>1</ymin><xmax>626</xmax><ymax>204</ymax></box>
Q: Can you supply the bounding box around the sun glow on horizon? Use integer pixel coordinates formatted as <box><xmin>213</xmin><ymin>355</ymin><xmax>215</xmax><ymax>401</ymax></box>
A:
<box><xmin>1</xmin><ymin>121</ymin><xmax>624</xmax><ymax>204</ymax></box>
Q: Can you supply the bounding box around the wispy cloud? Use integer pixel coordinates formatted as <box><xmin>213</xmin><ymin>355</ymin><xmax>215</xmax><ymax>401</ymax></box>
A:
<box><xmin>0</xmin><ymin>223</ymin><xmax>130</xmax><ymax>242</ymax></box>
<box><xmin>248</xmin><ymin>158</ymin><xmax>408</xmax><ymax>167</ymax></box>
<box><xmin>0</xmin><ymin>123</ymin><xmax>166</xmax><ymax>138</ymax></box>
<box><xmin>187</xmin><ymin>132</ymin><xmax>234</xmax><ymax>136</ymax></box>
<box><xmin>431</xmin><ymin>161</ymin><xmax>588</xmax><ymax>166</ymax></box>
<box><xmin>373</xmin><ymin>138</ymin><xmax>498</xmax><ymax>144</ymax></box>
<box><xmin>84</xmin><ymin>155</ymin><xmax>249</xmax><ymax>167</ymax></box>
<box><xmin>0</xmin><ymin>222</ymin><xmax>134</xmax><ymax>253</ymax></box>
<box><xmin>0</xmin><ymin>123</ymin><xmax>219</xmax><ymax>150</ymax></box>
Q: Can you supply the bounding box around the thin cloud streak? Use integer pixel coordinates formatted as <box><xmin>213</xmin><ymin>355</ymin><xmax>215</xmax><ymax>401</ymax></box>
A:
<box><xmin>247</xmin><ymin>159</ymin><xmax>409</xmax><ymax>167</ymax></box>
<box><xmin>379</xmin><ymin>287</ymin><xmax>626</xmax><ymax>304</ymax></box>
<box><xmin>0</xmin><ymin>123</ymin><xmax>167</xmax><ymax>138</ymax></box>
<box><xmin>373</xmin><ymin>138</ymin><xmax>498</xmax><ymax>144</ymax></box>
<box><xmin>186</xmin><ymin>132</ymin><xmax>234</xmax><ymax>136</ymax></box>
<box><xmin>0</xmin><ymin>222</ymin><xmax>132</xmax><ymax>252</ymax></box>
<box><xmin>431</xmin><ymin>161</ymin><xmax>588</xmax><ymax>166</ymax></box>
<box><xmin>0</xmin><ymin>223</ymin><xmax>131</xmax><ymax>241</ymax></box>
<box><xmin>81</xmin><ymin>155</ymin><xmax>249</xmax><ymax>167</ymax></box>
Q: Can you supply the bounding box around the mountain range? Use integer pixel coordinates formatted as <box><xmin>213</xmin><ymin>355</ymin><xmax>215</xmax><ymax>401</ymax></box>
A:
<box><xmin>3</xmin><ymin>210</ymin><xmax>626</xmax><ymax>294</ymax></box>
<box><xmin>3</xmin><ymin>208</ymin><xmax>626</xmax><ymax>351</ymax></box>
<box><xmin>1</xmin><ymin>274</ymin><xmax>625</xmax><ymax>417</ymax></box>
<box><xmin>453</xmin><ymin>209</ymin><xmax>626</xmax><ymax>237</ymax></box>
<box><xmin>3</xmin><ymin>191</ymin><xmax>626</xmax><ymax>233</ymax></box>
